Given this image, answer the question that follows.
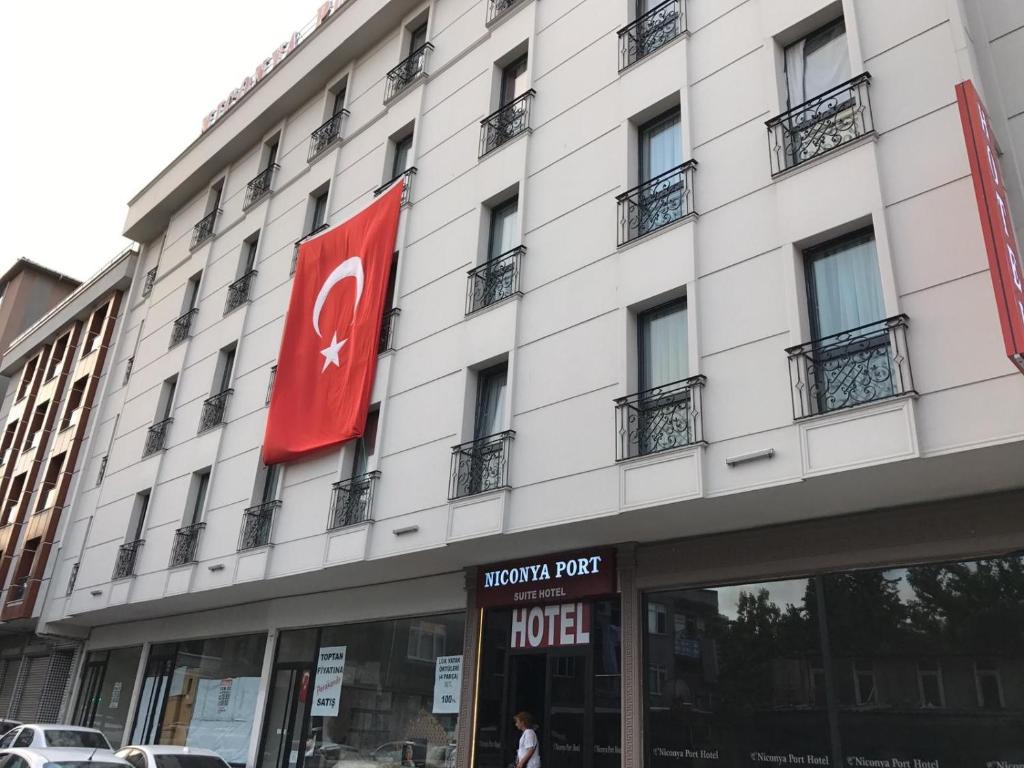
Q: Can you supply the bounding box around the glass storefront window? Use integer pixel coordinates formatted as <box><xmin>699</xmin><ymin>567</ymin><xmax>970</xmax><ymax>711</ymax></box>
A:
<box><xmin>474</xmin><ymin>599</ymin><xmax>621</xmax><ymax>768</ymax></box>
<box><xmin>643</xmin><ymin>554</ymin><xmax>1024</xmax><ymax>766</ymax></box>
<box><xmin>74</xmin><ymin>646</ymin><xmax>144</xmax><ymax>748</ymax></box>
<box><xmin>130</xmin><ymin>634</ymin><xmax>267</xmax><ymax>766</ymax></box>
<box><xmin>258</xmin><ymin>614</ymin><xmax>465</xmax><ymax>768</ymax></box>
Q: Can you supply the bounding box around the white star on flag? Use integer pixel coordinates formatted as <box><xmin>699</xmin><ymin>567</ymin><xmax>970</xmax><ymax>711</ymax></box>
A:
<box><xmin>320</xmin><ymin>332</ymin><xmax>346</xmax><ymax>372</ymax></box>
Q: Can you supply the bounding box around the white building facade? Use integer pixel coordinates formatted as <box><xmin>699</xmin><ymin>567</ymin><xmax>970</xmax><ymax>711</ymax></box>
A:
<box><xmin>35</xmin><ymin>1</ymin><xmax>1024</xmax><ymax>767</ymax></box>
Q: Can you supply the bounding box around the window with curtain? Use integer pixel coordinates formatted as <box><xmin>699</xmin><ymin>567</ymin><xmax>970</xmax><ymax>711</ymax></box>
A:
<box><xmin>805</xmin><ymin>230</ymin><xmax>884</xmax><ymax>340</ymax></box>
<box><xmin>639</xmin><ymin>110</ymin><xmax>682</xmax><ymax>183</ymax></box>
<box><xmin>785</xmin><ymin>18</ymin><xmax>850</xmax><ymax>108</ymax></box>
<box><xmin>639</xmin><ymin>299</ymin><xmax>688</xmax><ymax>392</ymax></box>
<box><xmin>474</xmin><ymin>365</ymin><xmax>508</xmax><ymax>439</ymax></box>
<box><xmin>392</xmin><ymin>135</ymin><xmax>413</xmax><ymax>178</ymax></box>
<box><xmin>488</xmin><ymin>198</ymin><xmax>519</xmax><ymax>260</ymax></box>
<box><xmin>500</xmin><ymin>56</ymin><xmax>528</xmax><ymax>106</ymax></box>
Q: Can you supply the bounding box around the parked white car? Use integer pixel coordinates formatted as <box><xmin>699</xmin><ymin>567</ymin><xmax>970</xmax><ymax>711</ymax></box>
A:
<box><xmin>0</xmin><ymin>726</ymin><xmax>111</xmax><ymax>751</ymax></box>
<box><xmin>0</xmin><ymin>747</ymin><xmax>131</xmax><ymax>768</ymax></box>
<box><xmin>115</xmin><ymin>745</ymin><xmax>232</xmax><ymax>768</ymax></box>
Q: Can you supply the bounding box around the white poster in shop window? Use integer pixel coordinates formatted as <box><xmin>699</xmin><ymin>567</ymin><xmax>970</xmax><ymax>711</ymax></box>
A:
<box><xmin>311</xmin><ymin>646</ymin><xmax>347</xmax><ymax>717</ymax></box>
<box><xmin>432</xmin><ymin>655</ymin><xmax>462</xmax><ymax>714</ymax></box>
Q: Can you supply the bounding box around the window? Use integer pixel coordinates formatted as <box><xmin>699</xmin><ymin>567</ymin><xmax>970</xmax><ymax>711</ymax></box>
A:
<box><xmin>184</xmin><ymin>273</ymin><xmax>202</xmax><ymax>313</ymax></box>
<box><xmin>243</xmin><ymin>234</ymin><xmax>259</xmax><ymax>274</ymax></box>
<box><xmin>500</xmin><ymin>55</ymin><xmax>528</xmax><ymax>107</ymax></box>
<box><xmin>311</xmin><ymin>190</ymin><xmax>329</xmax><ymax>232</ymax></box>
<box><xmin>13</xmin><ymin>729</ymin><xmax>33</xmax><ymax>747</ymax></box>
<box><xmin>217</xmin><ymin>346</ymin><xmax>236</xmax><ymax>394</ymax></box>
<box><xmin>639</xmin><ymin>109</ymin><xmax>681</xmax><ymax>184</ymax></box>
<box><xmin>208</xmin><ymin>179</ymin><xmax>224</xmax><ymax>215</ymax></box>
<box><xmin>805</xmin><ymin>229</ymin><xmax>884</xmax><ymax>340</ymax></box>
<box><xmin>488</xmin><ymin>198</ymin><xmax>519</xmax><ymax>261</ymax></box>
<box><xmin>409</xmin><ymin>22</ymin><xmax>428</xmax><ymax>55</ymax></box>
<box><xmin>332</xmin><ymin>88</ymin><xmax>347</xmax><ymax>117</ymax></box>
<box><xmin>257</xmin><ymin>464</ymin><xmax>280</xmax><ymax>506</ymax></box>
<box><xmin>638</xmin><ymin>299</ymin><xmax>688</xmax><ymax>392</ymax></box>
<box><xmin>918</xmin><ymin>660</ymin><xmax>944</xmax><ymax>708</ymax></box>
<box><xmin>351</xmin><ymin>410</ymin><xmax>379</xmax><ymax>478</ymax></box>
<box><xmin>975</xmin><ymin>661</ymin><xmax>1004</xmax><ymax>709</ymax></box>
<box><xmin>82</xmin><ymin>310</ymin><xmax>106</xmax><ymax>355</ymax></box>
<box><xmin>62</xmin><ymin>376</ymin><xmax>88</xmax><ymax>429</ymax></box>
<box><xmin>129</xmin><ymin>491</ymin><xmax>150</xmax><ymax>541</ymax></box>
<box><xmin>407</xmin><ymin>619</ymin><xmax>447</xmax><ymax>662</ymax></box>
<box><xmin>264</xmin><ymin>139</ymin><xmax>279</xmax><ymax>171</ymax></box>
<box><xmin>38</xmin><ymin>453</ymin><xmax>64</xmax><ymax>511</ymax></box>
<box><xmin>784</xmin><ymin>18</ymin><xmax>849</xmax><ymax>109</ymax></box>
<box><xmin>647</xmin><ymin>602</ymin><xmax>667</xmax><ymax>634</ymax></box>
<box><xmin>188</xmin><ymin>471</ymin><xmax>210</xmax><ymax>526</ymax></box>
<box><xmin>0</xmin><ymin>420</ymin><xmax>18</xmax><ymax>465</ymax></box>
<box><xmin>392</xmin><ymin>134</ymin><xmax>413</xmax><ymax>179</ymax></box>
<box><xmin>474</xmin><ymin>364</ymin><xmax>508</xmax><ymax>440</ymax></box>
<box><xmin>853</xmin><ymin>659</ymin><xmax>876</xmax><ymax>705</ymax></box>
<box><xmin>159</xmin><ymin>377</ymin><xmax>177</xmax><ymax>421</ymax></box>
<box><xmin>47</xmin><ymin>334</ymin><xmax>70</xmax><ymax>379</ymax></box>
<box><xmin>17</xmin><ymin>357</ymin><xmax>37</xmax><ymax>400</ymax></box>
<box><xmin>0</xmin><ymin>729</ymin><xmax>18</xmax><ymax>747</ymax></box>
<box><xmin>4</xmin><ymin>474</ymin><xmax>26</xmax><ymax>525</ymax></box>
<box><xmin>648</xmin><ymin>664</ymin><xmax>667</xmax><ymax>696</ymax></box>
<box><xmin>25</xmin><ymin>402</ymin><xmax>47</xmax><ymax>450</ymax></box>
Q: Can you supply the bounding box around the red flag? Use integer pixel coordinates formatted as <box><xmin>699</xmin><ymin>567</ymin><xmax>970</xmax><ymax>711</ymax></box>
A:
<box><xmin>262</xmin><ymin>181</ymin><xmax>404</xmax><ymax>464</ymax></box>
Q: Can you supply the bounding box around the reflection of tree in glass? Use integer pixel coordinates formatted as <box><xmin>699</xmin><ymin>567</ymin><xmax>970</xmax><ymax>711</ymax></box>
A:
<box><xmin>816</xmin><ymin>572</ymin><xmax>910</xmax><ymax>656</ymax></box>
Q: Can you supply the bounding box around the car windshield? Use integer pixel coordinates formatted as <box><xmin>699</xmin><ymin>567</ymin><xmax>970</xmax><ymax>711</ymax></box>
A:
<box><xmin>44</xmin><ymin>763</ymin><xmax>125</xmax><ymax>768</ymax></box>
<box><xmin>153</xmin><ymin>756</ymin><xmax>228</xmax><ymax>768</ymax></box>
<box><xmin>43</xmin><ymin>729</ymin><xmax>111</xmax><ymax>749</ymax></box>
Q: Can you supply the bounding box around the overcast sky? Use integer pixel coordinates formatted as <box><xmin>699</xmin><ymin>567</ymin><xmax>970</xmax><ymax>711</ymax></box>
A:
<box><xmin>1</xmin><ymin>1</ymin><xmax>317</xmax><ymax>283</ymax></box>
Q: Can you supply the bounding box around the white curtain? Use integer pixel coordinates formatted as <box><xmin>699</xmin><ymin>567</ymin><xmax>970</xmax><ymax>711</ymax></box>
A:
<box><xmin>786</xmin><ymin>22</ymin><xmax>849</xmax><ymax>107</ymax></box>
<box><xmin>808</xmin><ymin>236</ymin><xmax>884</xmax><ymax>338</ymax></box>
<box><xmin>785</xmin><ymin>39</ymin><xmax>806</xmax><ymax>108</ymax></box>
<box><xmin>489</xmin><ymin>201</ymin><xmax>518</xmax><ymax>259</ymax></box>
<box><xmin>641</xmin><ymin>113</ymin><xmax>682</xmax><ymax>181</ymax></box>
<box><xmin>476</xmin><ymin>370</ymin><xmax>507</xmax><ymax>437</ymax></box>
<box><xmin>641</xmin><ymin>302</ymin><xmax>688</xmax><ymax>390</ymax></box>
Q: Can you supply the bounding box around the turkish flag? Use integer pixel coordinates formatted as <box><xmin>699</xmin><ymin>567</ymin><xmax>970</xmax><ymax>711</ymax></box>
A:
<box><xmin>262</xmin><ymin>181</ymin><xmax>403</xmax><ymax>464</ymax></box>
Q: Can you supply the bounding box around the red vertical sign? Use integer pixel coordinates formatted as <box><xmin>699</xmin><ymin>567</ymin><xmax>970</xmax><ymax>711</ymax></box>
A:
<box><xmin>956</xmin><ymin>80</ymin><xmax>1024</xmax><ymax>374</ymax></box>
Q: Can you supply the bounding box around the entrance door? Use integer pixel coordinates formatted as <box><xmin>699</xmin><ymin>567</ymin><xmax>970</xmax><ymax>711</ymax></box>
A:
<box><xmin>130</xmin><ymin>651</ymin><xmax>175</xmax><ymax>745</ymax></box>
<box><xmin>259</xmin><ymin>665</ymin><xmax>314</xmax><ymax>768</ymax></box>
<box><xmin>506</xmin><ymin>650</ymin><xmax>592</xmax><ymax>768</ymax></box>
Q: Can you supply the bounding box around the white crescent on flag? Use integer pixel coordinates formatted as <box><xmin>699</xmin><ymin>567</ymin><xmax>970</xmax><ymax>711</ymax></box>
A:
<box><xmin>312</xmin><ymin>256</ymin><xmax>364</xmax><ymax>372</ymax></box>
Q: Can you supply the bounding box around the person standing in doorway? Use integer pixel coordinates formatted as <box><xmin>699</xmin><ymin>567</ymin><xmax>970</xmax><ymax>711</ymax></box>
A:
<box><xmin>513</xmin><ymin>712</ymin><xmax>540</xmax><ymax>768</ymax></box>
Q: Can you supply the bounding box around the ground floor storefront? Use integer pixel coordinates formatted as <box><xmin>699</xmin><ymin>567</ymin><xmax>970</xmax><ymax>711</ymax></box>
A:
<box><xmin>0</xmin><ymin>632</ymin><xmax>79</xmax><ymax>724</ymax></box>
<box><xmin>66</xmin><ymin>491</ymin><xmax>1024</xmax><ymax>767</ymax></box>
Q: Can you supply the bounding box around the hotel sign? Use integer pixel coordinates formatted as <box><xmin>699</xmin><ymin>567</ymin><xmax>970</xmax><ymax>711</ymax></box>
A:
<box><xmin>201</xmin><ymin>1</ymin><xmax>345</xmax><ymax>133</ymax></box>
<box><xmin>956</xmin><ymin>79</ymin><xmax>1024</xmax><ymax>374</ymax></box>
<box><xmin>477</xmin><ymin>548</ymin><xmax>616</xmax><ymax>608</ymax></box>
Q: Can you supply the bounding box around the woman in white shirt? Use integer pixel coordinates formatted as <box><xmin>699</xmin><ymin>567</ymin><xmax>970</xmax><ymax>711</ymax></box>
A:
<box><xmin>513</xmin><ymin>711</ymin><xmax>540</xmax><ymax>768</ymax></box>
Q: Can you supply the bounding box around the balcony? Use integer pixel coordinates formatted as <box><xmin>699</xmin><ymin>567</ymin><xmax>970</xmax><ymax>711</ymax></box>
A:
<box><xmin>385</xmin><ymin>43</ymin><xmax>433</xmax><ymax>102</ymax></box>
<box><xmin>169</xmin><ymin>308</ymin><xmax>197</xmax><ymax>348</ymax></box>
<box><xmin>766</xmin><ymin>72</ymin><xmax>873</xmax><ymax>176</ymax></box>
<box><xmin>374</xmin><ymin>167</ymin><xmax>416</xmax><ymax>207</ymax></box>
<box><xmin>225</xmin><ymin>270</ymin><xmax>257</xmax><ymax>314</ymax></box>
<box><xmin>244</xmin><ymin>164</ymin><xmax>279</xmax><ymax>208</ymax></box>
<box><xmin>615</xmin><ymin>376</ymin><xmax>706</xmax><ymax>461</ymax></box>
<box><xmin>143</xmin><ymin>418</ymin><xmax>172</xmax><ymax>457</ymax></box>
<box><xmin>785</xmin><ymin>314</ymin><xmax>915</xmax><ymax>419</ymax></box>
<box><xmin>617</xmin><ymin>161</ymin><xmax>697</xmax><ymax>245</ymax></box>
<box><xmin>292</xmin><ymin>223</ymin><xmax>330</xmax><ymax>274</ymax></box>
<box><xmin>190</xmin><ymin>209</ymin><xmax>220</xmax><ymax>250</ymax></box>
<box><xmin>379</xmin><ymin>308</ymin><xmax>400</xmax><ymax>354</ymax></box>
<box><xmin>480</xmin><ymin>91</ymin><xmax>535</xmax><ymax>157</ymax></box>
<box><xmin>308</xmin><ymin>111</ymin><xmax>349</xmax><ymax>162</ymax></box>
<box><xmin>169</xmin><ymin>522</ymin><xmax>205</xmax><ymax>567</ymax></box>
<box><xmin>198</xmin><ymin>390</ymin><xmax>232</xmax><ymax>433</ymax></box>
<box><xmin>329</xmin><ymin>472</ymin><xmax>379</xmax><ymax>530</ymax></box>
<box><xmin>112</xmin><ymin>539</ymin><xmax>144</xmax><ymax>580</ymax></box>
<box><xmin>618</xmin><ymin>0</ymin><xmax>685</xmax><ymax>71</ymax></box>
<box><xmin>466</xmin><ymin>246</ymin><xmax>524</xmax><ymax>315</ymax></box>
<box><xmin>486</xmin><ymin>0</ymin><xmax>526</xmax><ymax>24</ymax></box>
<box><xmin>449</xmin><ymin>430</ymin><xmax>515</xmax><ymax>500</ymax></box>
<box><xmin>142</xmin><ymin>267</ymin><xmax>156</xmax><ymax>298</ymax></box>
<box><xmin>238</xmin><ymin>500</ymin><xmax>278</xmax><ymax>551</ymax></box>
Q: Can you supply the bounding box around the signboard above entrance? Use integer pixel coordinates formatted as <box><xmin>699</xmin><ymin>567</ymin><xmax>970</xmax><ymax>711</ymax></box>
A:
<box><xmin>477</xmin><ymin>548</ymin><xmax>616</xmax><ymax>608</ymax></box>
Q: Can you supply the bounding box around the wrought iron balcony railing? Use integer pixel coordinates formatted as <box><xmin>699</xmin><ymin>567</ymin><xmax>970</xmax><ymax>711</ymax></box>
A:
<box><xmin>329</xmin><ymin>472</ymin><xmax>379</xmax><ymax>530</ymax></box>
<box><xmin>308</xmin><ymin>111</ymin><xmax>349</xmax><ymax>162</ymax></box>
<box><xmin>143</xmin><ymin>418</ymin><xmax>172</xmax><ymax>457</ymax></box>
<box><xmin>8</xmin><ymin>576</ymin><xmax>28</xmax><ymax>603</ymax></box>
<box><xmin>449</xmin><ymin>430</ymin><xmax>515</xmax><ymax>500</ymax></box>
<box><xmin>466</xmin><ymin>246</ymin><xmax>524</xmax><ymax>314</ymax></box>
<box><xmin>238</xmin><ymin>500</ymin><xmax>279</xmax><ymax>551</ymax></box>
<box><xmin>169</xmin><ymin>522</ymin><xmax>205</xmax><ymax>567</ymax></box>
<box><xmin>198</xmin><ymin>390</ymin><xmax>232</xmax><ymax>433</ymax></box>
<box><xmin>379</xmin><ymin>308</ymin><xmax>400</xmax><ymax>354</ymax></box>
<box><xmin>615</xmin><ymin>375</ymin><xmax>705</xmax><ymax>461</ymax></box>
<box><xmin>66</xmin><ymin>562</ymin><xmax>79</xmax><ymax>596</ymax></box>
<box><xmin>112</xmin><ymin>539</ymin><xmax>144</xmax><ymax>580</ymax></box>
<box><xmin>244</xmin><ymin>164</ymin><xmax>279</xmax><ymax>208</ymax></box>
<box><xmin>124</xmin><ymin>356</ymin><xmax>134</xmax><ymax>384</ymax></box>
<box><xmin>374</xmin><ymin>167</ymin><xmax>417</xmax><ymax>207</ymax></box>
<box><xmin>225</xmin><ymin>270</ymin><xmax>257</xmax><ymax>314</ymax></box>
<box><xmin>767</xmin><ymin>72</ymin><xmax>873</xmax><ymax>176</ymax></box>
<box><xmin>617</xmin><ymin>160</ymin><xmax>697</xmax><ymax>245</ymax></box>
<box><xmin>785</xmin><ymin>314</ymin><xmax>915</xmax><ymax>419</ymax></box>
<box><xmin>169</xmin><ymin>308</ymin><xmax>198</xmax><ymax>348</ymax></box>
<box><xmin>480</xmin><ymin>91</ymin><xmax>535</xmax><ymax>157</ymax></box>
<box><xmin>292</xmin><ymin>223</ymin><xmax>330</xmax><ymax>275</ymax></box>
<box><xmin>190</xmin><ymin>209</ymin><xmax>220</xmax><ymax>250</ymax></box>
<box><xmin>142</xmin><ymin>267</ymin><xmax>157</xmax><ymax>298</ymax></box>
<box><xmin>618</xmin><ymin>0</ymin><xmax>685</xmax><ymax>71</ymax></box>
<box><xmin>487</xmin><ymin>0</ymin><xmax>526</xmax><ymax>24</ymax></box>
<box><xmin>385</xmin><ymin>43</ymin><xmax>433</xmax><ymax>102</ymax></box>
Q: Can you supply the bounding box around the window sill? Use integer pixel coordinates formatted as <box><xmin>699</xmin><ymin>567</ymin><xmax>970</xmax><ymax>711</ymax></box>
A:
<box><xmin>769</xmin><ymin>131</ymin><xmax>877</xmax><ymax>182</ymax></box>
<box><xmin>479</xmin><ymin>127</ymin><xmax>531</xmax><ymax>161</ymax></box>
<box><xmin>792</xmin><ymin>390</ymin><xmax>918</xmax><ymax>425</ymax></box>
<box><xmin>465</xmin><ymin>291</ymin><xmax>522</xmax><ymax>319</ymax></box>
<box><xmin>617</xmin><ymin>211</ymin><xmax>697</xmax><ymax>252</ymax></box>
<box><xmin>618</xmin><ymin>29</ymin><xmax>688</xmax><ymax>75</ymax></box>
<box><xmin>384</xmin><ymin>73</ymin><xmax>427</xmax><ymax>107</ymax></box>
